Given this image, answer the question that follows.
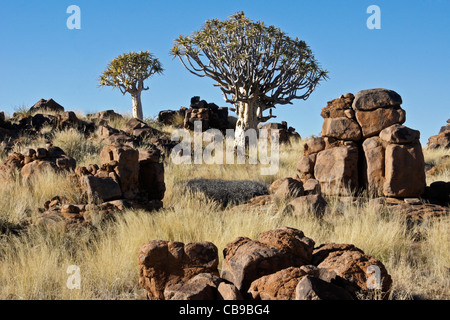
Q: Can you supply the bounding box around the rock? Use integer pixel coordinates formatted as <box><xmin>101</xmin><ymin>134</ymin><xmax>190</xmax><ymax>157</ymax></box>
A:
<box><xmin>60</xmin><ymin>111</ymin><xmax>79</xmax><ymax>128</ymax></box>
<box><xmin>164</xmin><ymin>282</ymin><xmax>216</xmax><ymax>300</ymax></box>
<box><xmin>139</xmin><ymin>150</ymin><xmax>165</xmax><ymax>201</ymax></box>
<box><xmin>260</xmin><ymin>122</ymin><xmax>299</xmax><ymax>144</ymax></box>
<box><xmin>218</xmin><ymin>282</ymin><xmax>244</xmax><ymax>300</ymax></box>
<box><xmin>302</xmin><ymin>179</ymin><xmax>321</xmax><ymax>195</ymax></box>
<box><xmin>313</xmin><ymin>243</ymin><xmax>392</xmax><ymax>295</ymax></box>
<box><xmin>314</xmin><ymin>146</ymin><xmax>359</xmax><ymax>195</ymax></box>
<box><xmin>303</xmin><ymin>137</ymin><xmax>325</xmax><ymax>156</ymax></box>
<box><xmin>124</xmin><ymin>118</ymin><xmax>149</xmax><ymax>134</ymax></box>
<box><xmin>21</xmin><ymin>160</ymin><xmax>57</xmax><ymax>184</ymax></box>
<box><xmin>389</xmin><ymin>203</ymin><xmax>449</xmax><ymax>222</ymax></box>
<box><xmin>355</xmin><ymin>107</ymin><xmax>406</xmax><ymax>138</ymax></box>
<box><xmin>221</xmin><ymin>227</ymin><xmax>315</xmax><ymax>295</ymax></box>
<box><xmin>295</xmin><ymin>276</ymin><xmax>354</xmax><ymax>300</ymax></box>
<box><xmin>81</xmin><ymin>175</ymin><xmax>122</xmax><ymax>203</ymax></box>
<box><xmin>383</xmin><ymin>142</ymin><xmax>425</xmax><ymax>198</ymax></box>
<box><xmin>379</xmin><ymin>124</ymin><xmax>420</xmax><ymax>144</ymax></box>
<box><xmin>29</xmin><ymin>98</ymin><xmax>65</xmax><ymax>113</ymax></box>
<box><xmin>427</xmin><ymin>122</ymin><xmax>450</xmax><ymax>149</ymax></box>
<box><xmin>422</xmin><ymin>181</ymin><xmax>450</xmax><ymax>205</ymax></box>
<box><xmin>297</xmin><ymin>154</ymin><xmax>316</xmax><ymax>175</ymax></box>
<box><xmin>362</xmin><ymin>137</ymin><xmax>385</xmax><ymax>195</ymax></box>
<box><xmin>352</xmin><ymin>88</ymin><xmax>402</xmax><ymax>111</ymax></box>
<box><xmin>248</xmin><ymin>266</ymin><xmax>307</xmax><ymax>300</ymax></box>
<box><xmin>320</xmin><ymin>96</ymin><xmax>354</xmax><ymax>119</ymax></box>
<box><xmin>87</xmin><ymin>110</ymin><xmax>123</xmax><ymax>123</ymax></box>
<box><xmin>100</xmin><ymin>144</ymin><xmax>139</xmax><ymax>199</ymax></box>
<box><xmin>321</xmin><ymin>117</ymin><xmax>362</xmax><ymax>141</ymax></box>
<box><xmin>404</xmin><ymin>198</ymin><xmax>421</xmax><ymax>205</ymax></box>
<box><xmin>285</xmin><ymin>194</ymin><xmax>327</xmax><ymax>217</ymax></box>
<box><xmin>138</xmin><ymin>240</ymin><xmax>219</xmax><ymax>300</ymax></box>
<box><xmin>272</xmin><ymin>178</ymin><xmax>304</xmax><ymax>201</ymax></box>
<box><xmin>248</xmin><ymin>265</ymin><xmax>341</xmax><ymax>300</ymax></box>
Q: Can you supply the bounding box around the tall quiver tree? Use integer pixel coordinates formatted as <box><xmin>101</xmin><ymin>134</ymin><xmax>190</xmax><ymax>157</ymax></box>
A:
<box><xmin>99</xmin><ymin>51</ymin><xmax>163</xmax><ymax>120</ymax></box>
<box><xmin>171</xmin><ymin>12</ymin><xmax>328</xmax><ymax>147</ymax></box>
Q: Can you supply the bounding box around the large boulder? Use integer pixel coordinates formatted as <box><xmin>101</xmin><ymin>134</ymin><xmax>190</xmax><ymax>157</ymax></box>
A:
<box><xmin>295</xmin><ymin>275</ymin><xmax>354</xmax><ymax>300</ymax></box>
<box><xmin>355</xmin><ymin>107</ymin><xmax>406</xmax><ymax>138</ymax></box>
<box><xmin>427</xmin><ymin>119</ymin><xmax>450</xmax><ymax>149</ymax></box>
<box><xmin>29</xmin><ymin>98</ymin><xmax>65</xmax><ymax>113</ymax></box>
<box><xmin>362</xmin><ymin>137</ymin><xmax>385</xmax><ymax>195</ymax></box>
<box><xmin>138</xmin><ymin>150</ymin><xmax>165</xmax><ymax>201</ymax></box>
<box><xmin>383</xmin><ymin>142</ymin><xmax>426</xmax><ymax>198</ymax></box>
<box><xmin>314</xmin><ymin>145</ymin><xmax>359</xmax><ymax>195</ymax></box>
<box><xmin>248</xmin><ymin>265</ymin><xmax>347</xmax><ymax>300</ymax></box>
<box><xmin>352</xmin><ymin>88</ymin><xmax>402</xmax><ymax>111</ymax></box>
<box><xmin>221</xmin><ymin>227</ymin><xmax>315</xmax><ymax>295</ymax></box>
<box><xmin>321</xmin><ymin>117</ymin><xmax>362</xmax><ymax>141</ymax></box>
<box><xmin>312</xmin><ymin>243</ymin><xmax>392</xmax><ymax>296</ymax></box>
<box><xmin>81</xmin><ymin>175</ymin><xmax>122</xmax><ymax>203</ymax></box>
<box><xmin>138</xmin><ymin>240</ymin><xmax>219</xmax><ymax>300</ymax></box>
<box><xmin>100</xmin><ymin>144</ymin><xmax>139</xmax><ymax>199</ymax></box>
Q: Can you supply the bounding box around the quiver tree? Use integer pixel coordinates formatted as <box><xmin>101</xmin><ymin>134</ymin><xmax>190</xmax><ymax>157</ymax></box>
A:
<box><xmin>171</xmin><ymin>12</ymin><xmax>328</xmax><ymax>147</ymax></box>
<box><xmin>99</xmin><ymin>50</ymin><xmax>163</xmax><ymax>120</ymax></box>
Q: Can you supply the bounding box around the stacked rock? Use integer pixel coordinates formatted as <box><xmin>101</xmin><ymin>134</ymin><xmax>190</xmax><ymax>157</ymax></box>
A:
<box><xmin>297</xmin><ymin>88</ymin><xmax>426</xmax><ymax>197</ymax></box>
<box><xmin>183</xmin><ymin>96</ymin><xmax>229</xmax><ymax>132</ymax></box>
<box><xmin>260</xmin><ymin>121</ymin><xmax>301</xmax><ymax>144</ymax></box>
<box><xmin>0</xmin><ymin>145</ymin><xmax>76</xmax><ymax>184</ymax></box>
<box><xmin>137</xmin><ymin>227</ymin><xmax>392</xmax><ymax>300</ymax></box>
<box><xmin>77</xmin><ymin>143</ymin><xmax>165</xmax><ymax>208</ymax></box>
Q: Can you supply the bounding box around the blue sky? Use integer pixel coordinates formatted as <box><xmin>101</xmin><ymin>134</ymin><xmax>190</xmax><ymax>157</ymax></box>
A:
<box><xmin>0</xmin><ymin>0</ymin><xmax>449</xmax><ymax>144</ymax></box>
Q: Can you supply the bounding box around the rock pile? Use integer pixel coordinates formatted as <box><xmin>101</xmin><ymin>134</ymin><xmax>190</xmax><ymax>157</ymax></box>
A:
<box><xmin>158</xmin><ymin>96</ymin><xmax>230</xmax><ymax>132</ymax></box>
<box><xmin>297</xmin><ymin>88</ymin><xmax>426</xmax><ymax>197</ymax></box>
<box><xmin>427</xmin><ymin>119</ymin><xmax>450</xmax><ymax>149</ymax></box>
<box><xmin>30</xmin><ymin>143</ymin><xmax>165</xmax><ymax>232</ymax></box>
<box><xmin>76</xmin><ymin>143</ymin><xmax>165</xmax><ymax>207</ymax></box>
<box><xmin>138</xmin><ymin>227</ymin><xmax>392</xmax><ymax>300</ymax></box>
<box><xmin>0</xmin><ymin>144</ymin><xmax>76</xmax><ymax>184</ymax></box>
<box><xmin>260</xmin><ymin>121</ymin><xmax>301</xmax><ymax>144</ymax></box>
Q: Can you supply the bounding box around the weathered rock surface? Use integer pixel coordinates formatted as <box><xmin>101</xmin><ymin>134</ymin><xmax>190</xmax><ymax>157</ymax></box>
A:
<box><xmin>221</xmin><ymin>227</ymin><xmax>315</xmax><ymax>295</ymax></box>
<box><xmin>314</xmin><ymin>145</ymin><xmax>359</xmax><ymax>195</ymax></box>
<box><xmin>138</xmin><ymin>240</ymin><xmax>219</xmax><ymax>300</ymax></box>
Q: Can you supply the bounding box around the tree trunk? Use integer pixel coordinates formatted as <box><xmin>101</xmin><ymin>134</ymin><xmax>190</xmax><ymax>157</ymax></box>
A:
<box><xmin>234</xmin><ymin>100</ymin><xmax>260</xmax><ymax>149</ymax></box>
<box><xmin>131</xmin><ymin>91</ymin><xmax>144</xmax><ymax>120</ymax></box>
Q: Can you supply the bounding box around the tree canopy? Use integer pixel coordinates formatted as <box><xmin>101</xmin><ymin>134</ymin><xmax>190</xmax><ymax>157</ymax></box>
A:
<box><xmin>99</xmin><ymin>50</ymin><xmax>163</xmax><ymax>96</ymax></box>
<box><xmin>171</xmin><ymin>11</ymin><xmax>328</xmax><ymax>114</ymax></box>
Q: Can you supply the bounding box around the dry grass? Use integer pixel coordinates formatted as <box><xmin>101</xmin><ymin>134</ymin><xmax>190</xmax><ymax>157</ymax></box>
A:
<box><xmin>0</xmin><ymin>127</ymin><xmax>448</xmax><ymax>300</ymax></box>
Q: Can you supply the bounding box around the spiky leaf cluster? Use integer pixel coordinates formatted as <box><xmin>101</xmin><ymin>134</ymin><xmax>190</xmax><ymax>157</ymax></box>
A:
<box><xmin>171</xmin><ymin>11</ymin><xmax>328</xmax><ymax>110</ymax></box>
<box><xmin>99</xmin><ymin>51</ymin><xmax>163</xmax><ymax>95</ymax></box>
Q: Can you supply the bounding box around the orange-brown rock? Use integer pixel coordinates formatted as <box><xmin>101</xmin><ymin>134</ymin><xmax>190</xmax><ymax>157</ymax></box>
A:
<box><xmin>355</xmin><ymin>106</ymin><xmax>405</xmax><ymax>138</ymax></box>
<box><xmin>314</xmin><ymin>145</ymin><xmax>359</xmax><ymax>195</ymax></box>
<box><xmin>383</xmin><ymin>142</ymin><xmax>425</xmax><ymax>198</ymax></box>
<box><xmin>221</xmin><ymin>227</ymin><xmax>315</xmax><ymax>295</ymax></box>
<box><xmin>138</xmin><ymin>240</ymin><xmax>219</xmax><ymax>300</ymax></box>
<box><xmin>313</xmin><ymin>243</ymin><xmax>392</xmax><ymax>295</ymax></box>
<box><xmin>321</xmin><ymin>117</ymin><xmax>362</xmax><ymax>141</ymax></box>
<box><xmin>100</xmin><ymin>144</ymin><xmax>139</xmax><ymax>199</ymax></box>
<box><xmin>362</xmin><ymin>137</ymin><xmax>385</xmax><ymax>195</ymax></box>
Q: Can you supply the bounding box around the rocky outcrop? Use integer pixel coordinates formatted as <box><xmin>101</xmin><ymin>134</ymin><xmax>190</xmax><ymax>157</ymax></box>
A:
<box><xmin>138</xmin><ymin>227</ymin><xmax>392</xmax><ymax>300</ymax></box>
<box><xmin>427</xmin><ymin>119</ymin><xmax>450</xmax><ymax>149</ymax></box>
<box><xmin>260</xmin><ymin>121</ymin><xmax>301</xmax><ymax>144</ymax></box>
<box><xmin>297</xmin><ymin>89</ymin><xmax>426</xmax><ymax>198</ymax></box>
<box><xmin>0</xmin><ymin>145</ymin><xmax>76</xmax><ymax>184</ymax></box>
<box><xmin>29</xmin><ymin>98</ymin><xmax>65</xmax><ymax>114</ymax></box>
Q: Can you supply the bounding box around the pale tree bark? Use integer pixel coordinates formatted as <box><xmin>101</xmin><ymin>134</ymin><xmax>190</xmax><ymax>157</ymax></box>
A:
<box><xmin>131</xmin><ymin>90</ymin><xmax>144</xmax><ymax>120</ymax></box>
<box><xmin>234</xmin><ymin>99</ymin><xmax>260</xmax><ymax>149</ymax></box>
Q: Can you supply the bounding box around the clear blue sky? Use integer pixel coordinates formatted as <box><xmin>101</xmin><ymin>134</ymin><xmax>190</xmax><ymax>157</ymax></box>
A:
<box><xmin>0</xmin><ymin>0</ymin><xmax>449</xmax><ymax>144</ymax></box>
